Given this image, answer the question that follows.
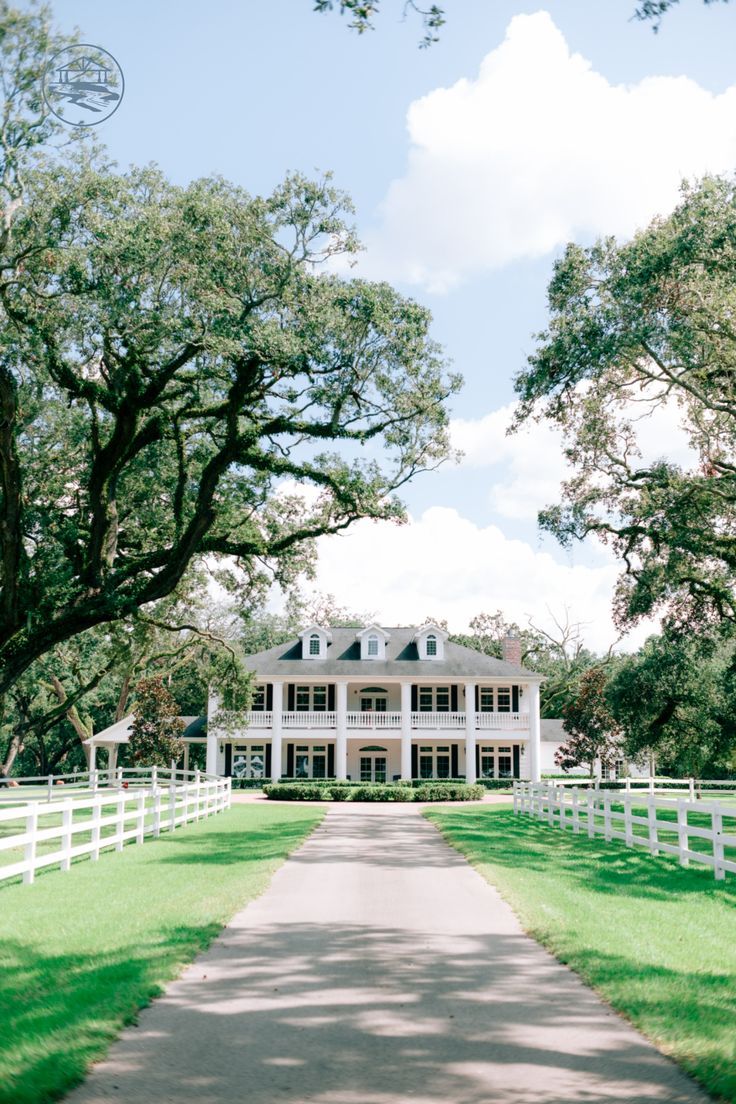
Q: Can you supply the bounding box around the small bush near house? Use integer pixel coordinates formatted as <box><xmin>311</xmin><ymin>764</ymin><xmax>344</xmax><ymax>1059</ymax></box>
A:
<box><xmin>263</xmin><ymin>782</ymin><xmax>485</xmax><ymax>802</ymax></box>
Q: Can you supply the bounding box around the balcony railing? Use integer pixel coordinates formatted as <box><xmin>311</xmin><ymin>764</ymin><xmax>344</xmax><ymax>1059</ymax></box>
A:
<box><xmin>242</xmin><ymin>710</ymin><xmax>529</xmax><ymax>731</ymax></box>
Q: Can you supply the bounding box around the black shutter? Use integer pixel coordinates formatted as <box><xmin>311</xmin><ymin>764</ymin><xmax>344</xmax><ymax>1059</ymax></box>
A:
<box><xmin>475</xmin><ymin>745</ymin><xmax>480</xmax><ymax>778</ymax></box>
<box><xmin>265</xmin><ymin>744</ymin><xmax>272</xmax><ymax>777</ymax></box>
<box><xmin>450</xmin><ymin>686</ymin><xmax>458</xmax><ymax>712</ymax></box>
<box><xmin>328</xmin><ymin>744</ymin><xmax>335</xmax><ymax>777</ymax></box>
<box><xmin>224</xmin><ymin>744</ymin><xmax>232</xmax><ymax>777</ymax></box>
<box><xmin>328</xmin><ymin>685</ymin><xmax>335</xmax><ymax>711</ymax></box>
<box><xmin>287</xmin><ymin>684</ymin><xmax>295</xmax><ymax>711</ymax></box>
<box><xmin>411</xmin><ymin>685</ymin><xmax>418</xmax><ymax>711</ymax></box>
<box><xmin>512</xmin><ymin>685</ymin><xmax>519</xmax><ymax>712</ymax></box>
<box><xmin>513</xmin><ymin>744</ymin><xmax>520</xmax><ymax>779</ymax></box>
<box><xmin>474</xmin><ymin>686</ymin><xmax>479</xmax><ymax>711</ymax></box>
<box><xmin>286</xmin><ymin>743</ymin><xmax>294</xmax><ymax>777</ymax></box>
<box><xmin>266</xmin><ymin>684</ymin><xmax>273</xmax><ymax>711</ymax></box>
<box><xmin>411</xmin><ymin>744</ymin><xmax>418</xmax><ymax>779</ymax></box>
<box><xmin>451</xmin><ymin>744</ymin><xmax>458</xmax><ymax>778</ymax></box>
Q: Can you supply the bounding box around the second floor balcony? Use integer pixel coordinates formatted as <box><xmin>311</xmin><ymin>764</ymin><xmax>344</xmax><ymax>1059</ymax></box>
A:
<box><xmin>240</xmin><ymin>710</ymin><xmax>529</xmax><ymax>731</ymax></box>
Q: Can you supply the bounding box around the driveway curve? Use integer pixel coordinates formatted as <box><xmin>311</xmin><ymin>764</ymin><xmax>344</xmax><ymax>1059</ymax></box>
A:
<box><xmin>67</xmin><ymin>804</ymin><xmax>710</xmax><ymax>1104</ymax></box>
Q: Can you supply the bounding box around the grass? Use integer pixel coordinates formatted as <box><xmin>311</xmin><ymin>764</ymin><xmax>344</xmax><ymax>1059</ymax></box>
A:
<box><xmin>426</xmin><ymin>805</ymin><xmax>736</xmax><ymax>1103</ymax></box>
<box><xmin>0</xmin><ymin>802</ymin><xmax>323</xmax><ymax>1104</ymax></box>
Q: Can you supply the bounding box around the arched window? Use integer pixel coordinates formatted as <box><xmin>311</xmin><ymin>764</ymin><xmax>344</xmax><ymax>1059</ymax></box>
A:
<box><xmin>309</xmin><ymin>633</ymin><xmax>321</xmax><ymax>656</ymax></box>
<box><xmin>367</xmin><ymin>634</ymin><xmax>379</xmax><ymax>656</ymax></box>
<box><xmin>426</xmin><ymin>634</ymin><xmax>437</xmax><ymax>656</ymax></box>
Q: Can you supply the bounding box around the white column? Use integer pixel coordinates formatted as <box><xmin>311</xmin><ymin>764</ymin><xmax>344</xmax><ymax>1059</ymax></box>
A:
<box><xmin>528</xmin><ymin>682</ymin><xmax>541</xmax><ymax>782</ymax></box>
<box><xmin>336</xmin><ymin>682</ymin><xmax>348</xmax><ymax>780</ymax></box>
<box><xmin>206</xmin><ymin>688</ymin><xmax>219</xmax><ymax>775</ymax></box>
<box><xmin>400</xmin><ymin>681</ymin><xmax>413</xmax><ymax>780</ymax></box>
<box><xmin>271</xmin><ymin>681</ymin><xmax>284</xmax><ymax>781</ymax></box>
<box><xmin>464</xmin><ymin>682</ymin><xmax>477</xmax><ymax>784</ymax></box>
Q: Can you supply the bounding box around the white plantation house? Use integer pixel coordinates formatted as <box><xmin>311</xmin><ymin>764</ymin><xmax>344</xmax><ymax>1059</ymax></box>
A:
<box><xmin>206</xmin><ymin>624</ymin><xmax>543</xmax><ymax>783</ymax></box>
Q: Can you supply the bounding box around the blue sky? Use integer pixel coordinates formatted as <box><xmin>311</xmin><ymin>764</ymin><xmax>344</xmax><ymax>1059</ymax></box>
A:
<box><xmin>43</xmin><ymin>0</ymin><xmax>736</xmax><ymax>645</ymax></box>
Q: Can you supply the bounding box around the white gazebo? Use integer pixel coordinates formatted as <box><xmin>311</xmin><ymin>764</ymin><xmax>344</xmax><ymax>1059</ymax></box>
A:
<box><xmin>84</xmin><ymin>715</ymin><xmax>206</xmax><ymax>772</ymax></box>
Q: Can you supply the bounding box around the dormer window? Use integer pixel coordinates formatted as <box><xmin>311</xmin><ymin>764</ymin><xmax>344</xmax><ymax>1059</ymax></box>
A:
<box><xmin>414</xmin><ymin>623</ymin><xmax>448</xmax><ymax>661</ymax></box>
<box><xmin>298</xmin><ymin>624</ymin><xmax>331</xmax><ymax>660</ymax></box>
<box><xmin>357</xmin><ymin>624</ymin><xmax>390</xmax><ymax>661</ymax></box>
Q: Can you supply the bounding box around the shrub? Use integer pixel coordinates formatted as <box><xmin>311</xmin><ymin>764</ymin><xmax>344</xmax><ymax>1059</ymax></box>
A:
<box><xmin>230</xmin><ymin>778</ymin><xmax>266</xmax><ymax>790</ymax></box>
<box><xmin>413</xmin><ymin>783</ymin><xmax>485</xmax><ymax>802</ymax></box>
<box><xmin>263</xmin><ymin>781</ymin><xmax>484</xmax><ymax>802</ymax></box>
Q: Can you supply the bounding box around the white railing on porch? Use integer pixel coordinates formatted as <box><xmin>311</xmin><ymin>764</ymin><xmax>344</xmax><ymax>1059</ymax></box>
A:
<box><xmin>475</xmin><ymin>712</ymin><xmax>528</xmax><ymax>730</ymax></box>
<box><xmin>513</xmin><ymin>781</ymin><xmax>736</xmax><ymax>882</ymax></box>
<box><xmin>0</xmin><ymin>767</ymin><xmax>231</xmax><ymax>886</ymax></box>
<box><xmin>346</xmin><ymin>712</ymin><xmax>403</xmax><ymax>729</ymax></box>
<box><xmin>250</xmin><ymin>710</ymin><xmax>529</xmax><ymax>731</ymax></box>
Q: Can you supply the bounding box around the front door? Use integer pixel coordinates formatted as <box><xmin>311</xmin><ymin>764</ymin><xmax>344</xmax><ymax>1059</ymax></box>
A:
<box><xmin>360</xmin><ymin>754</ymin><xmax>388</xmax><ymax>782</ymax></box>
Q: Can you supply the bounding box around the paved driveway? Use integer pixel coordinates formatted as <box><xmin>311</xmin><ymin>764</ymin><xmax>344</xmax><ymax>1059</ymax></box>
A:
<box><xmin>67</xmin><ymin>805</ymin><xmax>710</xmax><ymax>1104</ymax></box>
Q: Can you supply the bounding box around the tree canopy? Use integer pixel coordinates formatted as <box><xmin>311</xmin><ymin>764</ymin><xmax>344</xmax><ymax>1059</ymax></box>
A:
<box><xmin>514</xmin><ymin>175</ymin><xmax>736</xmax><ymax>635</ymax></box>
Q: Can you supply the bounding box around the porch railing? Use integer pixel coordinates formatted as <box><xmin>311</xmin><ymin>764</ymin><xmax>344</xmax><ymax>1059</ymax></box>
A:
<box><xmin>242</xmin><ymin>710</ymin><xmax>530</xmax><ymax>731</ymax></box>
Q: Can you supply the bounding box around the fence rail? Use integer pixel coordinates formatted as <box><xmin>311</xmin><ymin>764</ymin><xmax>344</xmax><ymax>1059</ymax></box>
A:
<box><xmin>513</xmin><ymin>781</ymin><xmax>736</xmax><ymax>881</ymax></box>
<box><xmin>0</xmin><ymin>767</ymin><xmax>231</xmax><ymax>886</ymax></box>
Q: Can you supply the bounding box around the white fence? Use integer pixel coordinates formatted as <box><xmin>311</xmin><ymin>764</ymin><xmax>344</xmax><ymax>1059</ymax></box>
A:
<box><xmin>513</xmin><ymin>781</ymin><xmax>736</xmax><ymax>882</ymax></box>
<box><xmin>0</xmin><ymin>766</ymin><xmax>231</xmax><ymax>886</ymax></box>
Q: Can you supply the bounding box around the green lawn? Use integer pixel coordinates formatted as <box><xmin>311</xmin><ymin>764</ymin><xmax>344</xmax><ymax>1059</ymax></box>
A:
<box><xmin>426</xmin><ymin>805</ymin><xmax>736</xmax><ymax>1103</ymax></box>
<box><xmin>0</xmin><ymin>802</ymin><xmax>323</xmax><ymax>1104</ymax></box>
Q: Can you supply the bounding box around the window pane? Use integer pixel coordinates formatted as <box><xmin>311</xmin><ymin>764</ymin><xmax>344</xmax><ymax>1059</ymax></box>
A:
<box><xmin>498</xmin><ymin>746</ymin><xmax>511</xmax><ymax>753</ymax></box>
<box><xmin>313</xmin><ymin>745</ymin><xmax>326</xmax><ymax>752</ymax></box>
<box><xmin>312</xmin><ymin>755</ymin><xmax>326</xmax><ymax>779</ymax></box>
<box><xmin>368</xmin><ymin>637</ymin><xmax>378</xmax><ymax>655</ymax></box>
<box><xmin>419</xmin><ymin>689</ymin><xmax>433</xmax><ymax>712</ymax></box>
<box><xmin>295</xmin><ymin>755</ymin><xmax>309</xmax><ymax>778</ymax></box>
<box><xmin>436</xmin><ymin>687</ymin><xmax>450</xmax><ymax>712</ymax></box>
<box><xmin>252</xmin><ymin>686</ymin><xmax>265</xmax><ymax>711</ymax></box>
<box><xmin>498</xmin><ymin>755</ymin><xmax>512</xmax><ymax>778</ymax></box>
<box><xmin>309</xmin><ymin>635</ymin><xmax>320</xmax><ymax>655</ymax></box>
<box><xmin>481</xmin><ymin>755</ymin><xmax>495</xmax><ymax>779</ymax></box>
<box><xmin>479</xmin><ymin>688</ymin><xmax>494</xmax><ymax>713</ymax></box>
<box><xmin>360</xmin><ymin>757</ymin><xmax>372</xmax><ymax>782</ymax></box>
<box><xmin>420</xmin><ymin>746</ymin><xmax>432</xmax><ymax>752</ymax></box>
<box><xmin>437</xmin><ymin>755</ymin><xmax>450</xmax><ymax>778</ymax></box>
<box><xmin>375</xmin><ymin>698</ymin><xmax>387</xmax><ymax>712</ymax></box>
<box><xmin>296</xmin><ymin>687</ymin><xmax>310</xmax><ymax>711</ymax></box>
<box><xmin>375</xmin><ymin>758</ymin><xmax>387</xmax><ymax>783</ymax></box>
<box><xmin>313</xmin><ymin>686</ymin><xmax>327</xmax><ymax>712</ymax></box>
<box><xmin>497</xmin><ymin>687</ymin><xmax>511</xmax><ymax>712</ymax></box>
<box><xmin>426</xmin><ymin>636</ymin><xmax>437</xmax><ymax>656</ymax></box>
<box><xmin>419</xmin><ymin>755</ymin><xmax>433</xmax><ymax>779</ymax></box>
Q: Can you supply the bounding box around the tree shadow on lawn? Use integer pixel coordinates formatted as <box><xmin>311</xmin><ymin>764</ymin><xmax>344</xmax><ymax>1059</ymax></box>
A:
<box><xmin>428</xmin><ymin>808</ymin><xmax>736</xmax><ymax>905</ymax></box>
<box><xmin>31</xmin><ymin>922</ymin><xmax>721</xmax><ymax>1104</ymax></box>
<box><xmin>152</xmin><ymin>820</ymin><xmax>319</xmax><ymax>867</ymax></box>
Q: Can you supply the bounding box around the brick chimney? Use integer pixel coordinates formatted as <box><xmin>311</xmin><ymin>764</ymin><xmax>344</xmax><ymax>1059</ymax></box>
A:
<box><xmin>502</xmin><ymin>632</ymin><xmax>521</xmax><ymax>667</ymax></box>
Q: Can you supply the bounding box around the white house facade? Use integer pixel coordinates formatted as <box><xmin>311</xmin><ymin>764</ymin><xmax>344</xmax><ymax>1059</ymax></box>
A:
<box><xmin>206</xmin><ymin>624</ymin><xmax>544</xmax><ymax>783</ymax></box>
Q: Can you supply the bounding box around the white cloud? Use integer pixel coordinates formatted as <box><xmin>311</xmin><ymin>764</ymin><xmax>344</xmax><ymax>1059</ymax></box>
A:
<box><xmin>309</xmin><ymin>505</ymin><xmax>644</xmax><ymax>653</ymax></box>
<box><xmin>361</xmin><ymin>11</ymin><xmax>736</xmax><ymax>291</ymax></box>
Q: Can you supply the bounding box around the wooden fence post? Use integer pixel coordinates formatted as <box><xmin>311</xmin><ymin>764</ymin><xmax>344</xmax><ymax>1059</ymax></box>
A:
<box><xmin>513</xmin><ymin>781</ymin><xmax>519</xmax><ymax>815</ymax></box>
<box><xmin>624</xmin><ymin>793</ymin><xmax>633</xmax><ymax>848</ymax></box>
<box><xmin>60</xmin><ymin>799</ymin><xmax>73</xmax><ymax>872</ymax></box>
<box><xmin>547</xmin><ymin>785</ymin><xmax>555</xmax><ymax>827</ymax></box>
<box><xmin>169</xmin><ymin>776</ymin><xmax>177</xmax><ymax>832</ymax></box>
<box><xmin>677</xmin><ymin>799</ymin><xmax>689</xmax><ymax>868</ymax></box>
<box><xmin>136</xmin><ymin>790</ymin><xmax>145</xmax><ymax>844</ymax></box>
<box><xmin>47</xmin><ymin>774</ymin><xmax>53</xmax><ymax>803</ymax></box>
<box><xmin>603</xmin><ymin>791</ymin><xmax>612</xmax><ymax>842</ymax></box>
<box><xmin>23</xmin><ymin>803</ymin><xmax>39</xmax><ymax>885</ymax></box>
<box><xmin>571</xmin><ymin>787</ymin><xmax>580</xmax><ymax>834</ymax></box>
<box><xmin>647</xmin><ymin>795</ymin><xmax>659</xmax><ymax>856</ymax></box>
<box><xmin>91</xmin><ymin>795</ymin><xmax>101</xmax><ymax>860</ymax></box>
<box><xmin>586</xmin><ymin>789</ymin><xmax>595</xmax><ymax>838</ymax></box>
<box><xmin>712</xmin><ymin>807</ymin><xmax>725</xmax><ymax>881</ymax></box>
<box><xmin>116</xmin><ymin>792</ymin><xmax>125</xmax><ymax>851</ymax></box>
<box><xmin>194</xmin><ymin>768</ymin><xmax>201</xmax><ymax>821</ymax></box>
<box><xmin>689</xmin><ymin>777</ymin><xmax>695</xmax><ymax>801</ymax></box>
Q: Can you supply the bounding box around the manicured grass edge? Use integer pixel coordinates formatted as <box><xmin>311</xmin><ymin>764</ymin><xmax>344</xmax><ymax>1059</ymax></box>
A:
<box><xmin>424</xmin><ymin>807</ymin><xmax>728</xmax><ymax>1104</ymax></box>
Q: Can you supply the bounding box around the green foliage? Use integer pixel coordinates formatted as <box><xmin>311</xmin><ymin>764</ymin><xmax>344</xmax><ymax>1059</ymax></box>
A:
<box><xmin>608</xmin><ymin>631</ymin><xmax>736</xmax><ymax>777</ymax></box>
<box><xmin>0</xmin><ymin>803</ymin><xmax>322</xmax><ymax>1104</ymax></box>
<box><xmin>263</xmin><ymin>781</ymin><xmax>483</xmax><ymax>801</ymax></box>
<box><xmin>127</xmin><ymin>677</ymin><xmax>184</xmax><ymax>768</ymax></box>
<box><xmin>313</xmin><ymin>0</ymin><xmax>446</xmax><ymax>47</ymax></box>
<box><xmin>429</xmin><ymin>807</ymin><xmax>736</xmax><ymax>1102</ymax></box>
<box><xmin>0</xmin><ymin>137</ymin><xmax>459</xmax><ymax>699</ymax></box>
<box><xmin>556</xmin><ymin>667</ymin><xmax>621</xmax><ymax>775</ymax></box>
<box><xmin>515</xmin><ymin>175</ymin><xmax>736</xmax><ymax>636</ymax></box>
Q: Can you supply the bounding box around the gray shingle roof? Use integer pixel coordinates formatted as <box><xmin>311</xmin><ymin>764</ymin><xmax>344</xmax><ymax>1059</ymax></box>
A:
<box><xmin>244</xmin><ymin>626</ymin><xmax>542</xmax><ymax>680</ymax></box>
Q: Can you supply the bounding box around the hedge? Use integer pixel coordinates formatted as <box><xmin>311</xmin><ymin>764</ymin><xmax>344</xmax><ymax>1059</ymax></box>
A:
<box><xmin>262</xmin><ymin>782</ymin><xmax>485</xmax><ymax>802</ymax></box>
